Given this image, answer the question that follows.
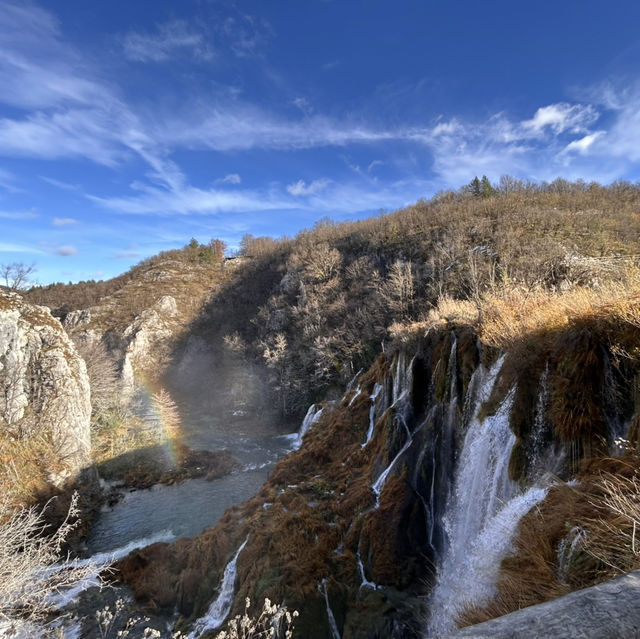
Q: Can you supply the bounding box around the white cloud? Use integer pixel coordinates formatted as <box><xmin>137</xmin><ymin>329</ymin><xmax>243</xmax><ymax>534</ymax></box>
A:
<box><xmin>52</xmin><ymin>217</ymin><xmax>78</xmax><ymax>226</ymax></box>
<box><xmin>88</xmin><ymin>184</ymin><xmax>294</xmax><ymax>216</ymax></box>
<box><xmin>220</xmin><ymin>173</ymin><xmax>241</xmax><ymax>185</ymax></box>
<box><xmin>41</xmin><ymin>176</ymin><xmax>80</xmax><ymax>191</ymax></box>
<box><xmin>585</xmin><ymin>85</ymin><xmax>640</xmax><ymax>162</ymax></box>
<box><xmin>221</xmin><ymin>14</ymin><xmax>270</xmax><ymax>58</ymax></box>
<box><xmin>563</xmin><ymin>131</ymin><xmax>605</xmax><ymax>155</ymax></box>
<box><xmin>293</xmin><ymin>97</ymin><xmax>314</xmax><ymax>116</ymax></box>
<box><xmin>0</xmin><ymin>167</ymin><xmax>21</xmax><ymax>192</ymax></box>
<box><xmin>521</xmin><ymin>103</ymin><xmax>598</xmax><ymax>136</ymax></box>
<box><xmin>0</xmin><ymin>242</ymin><xmax>43</xmax><ymax>253</ymax></box>
<box><xmin>286</xmin><ymin>179</ymin><xmax>331</xmax><ymax>196</ymax></box>
<box><xmin>122</xmin><ymin>20</ymin><xmax>213</xmax><ymax>63</ymax></box>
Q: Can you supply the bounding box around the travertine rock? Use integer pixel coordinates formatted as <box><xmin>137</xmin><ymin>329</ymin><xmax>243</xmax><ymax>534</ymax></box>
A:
<box><xmin>0</xmin><ymin>292</ymin><xmax>91</xmax><ymax>477</ymax></box>
<box><xmin>444</xmin><ymin>569</ymin><xmax>640</xmax><ymax>639</ymax></box>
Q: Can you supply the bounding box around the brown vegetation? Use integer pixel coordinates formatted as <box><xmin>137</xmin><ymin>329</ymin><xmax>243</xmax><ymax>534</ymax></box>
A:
<box><xmin>186</xmin><ymin>180</ymin><xmax>640</xmax><ymax>416</ymax></box>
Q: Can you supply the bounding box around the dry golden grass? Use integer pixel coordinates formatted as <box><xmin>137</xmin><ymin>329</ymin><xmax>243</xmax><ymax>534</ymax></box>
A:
<box><xmin>389</xmin><ymin>269</ymin><xmax>640</xmax><ymax>353</ymax></box>
<box><xmin>478</xmin><ymin>276</ymin><xmax>640</xmax><ymax>350</ymax></box>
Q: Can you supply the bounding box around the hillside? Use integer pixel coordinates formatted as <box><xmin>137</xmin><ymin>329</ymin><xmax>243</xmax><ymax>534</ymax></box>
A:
<box><xmin>9</xmin><ymin>178</ymin><xmax>640</xmax><ymax>638</ymax></box>
<box><xmin>180</xmin><ymin>179</ymin><xmax>640</xmax><ymax>416</ymax></box>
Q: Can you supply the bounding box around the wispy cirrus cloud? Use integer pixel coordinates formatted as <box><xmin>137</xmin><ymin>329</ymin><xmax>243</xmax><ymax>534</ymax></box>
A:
<box><xmin>215</xmin><ymin>173</ymin><xmax>242</xmax><ymax>185</ymax></box>
<box><xmin>52</xmin><ymin>217</ymin><xmax>78</xmax><ymax>226</ymax></box>
<box><xmin>0</xmin><ymin>209</ymin><xmax>38</xmax><ymax>220</ymax></box>
<box><xmin>0</xmin><ymin>167</ymin><xmax>21</xmax><ymax>193</ymax></box>
<box><xmin>287</xmin><ymin>178</ymin><xmax>331</xmax><ymax>196</ymax></box>
<box><xmin>563</xmin><ymin>131</ymin><xmax>606</xmax><ymax>155</ymax></box>
<box><xmin>0</xmin><ymin>241</ymin><xmax>43</xmax><ymax>253</ymax></box>
<box><xmin>41</xmin><ymin>176</ymin><xmax>81</xmax><ymax>191</ymax></box>
<box><xmin>2</xmin><ymin>0</ymin><xmax>640</xmax><ymax>226</ymax></box>
<box><xmin>88</xmin><ymin>184</ymin><xmax>294</xmax><ymax>216</ymax></box>
<box><xmin>521</xmin><ymin>103</ymin><xmax>599</xmax><ymax>136</ymax></box>
<box><xmin>123</xmin><ymin>20</ymin><xmax>213</xmax><ymax>62</ymax></box>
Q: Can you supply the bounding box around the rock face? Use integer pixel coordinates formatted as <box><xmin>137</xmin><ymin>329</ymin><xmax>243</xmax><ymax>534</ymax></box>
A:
<box><xmin>120</xmin><ymin>295</ymin><xmax>179</xmax><ymax>393</ymax></box>
<box><xmin>0</xmin><ymin>292</ymin><xmax>91</xmax><ymax>478</ymax></box>
<box><xmin>445</xmin><ymin>569</ymin><xmax>640</xmax><ymax>639</ymax></box>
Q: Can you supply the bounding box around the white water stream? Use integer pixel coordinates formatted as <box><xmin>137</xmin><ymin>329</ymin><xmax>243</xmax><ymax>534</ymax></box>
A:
<box><xmin>189</xmin><ymin>539</ymin><xmax>248</xmax><ymax>637</ymax></box>
<box><xmin>320</xmin><ymin>579</ymin><xmax>342</xmax><ymax>639</ymax></box>
<box><xmin>370</xmin><ymin>353</ymin><xmax>415</xmax><ymax>506</ymax></box>
<box><xmin>427</xmin><ymin>356</ymin><xmax>551</xmax><ymax>636</ymax></box>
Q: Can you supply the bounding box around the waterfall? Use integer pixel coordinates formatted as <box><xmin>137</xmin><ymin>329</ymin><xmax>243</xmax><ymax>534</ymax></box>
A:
<box><xmin>392</xmin><ymin>351</ymin><xmax>408</xmax><ymax>404</ymax></box>
<box><xmin>356</xmin><ymin>539</ymin><xmax>378</xmax><ymax>591</ymax></box>
<box><xmin>371</xmin><ymin>423</ymin><xmax>413</xmax><ymax>507</ymax></box>
<box><xmin>293</xmin><ymin>404</ymin><xmax>324</xmax><ymax>449</ymax></box>
<box><xmin>46</xmin><ymin>529</ymin><xmax>177</xmax><ymax>610</ymax></box>
<box><xmin>529</xmin><ymin>366</ymin><xmax>565</xmax><ymax>477</ymax></box>
<box><xmin>557</xmin><ymin>526</ymin><xmax>587</xmax><ymax>583</ymax></box>
<box><xmin>427</xmin><ymin>355</ymin><xmax>559</xmax><ymax>635</ymax></box>
<box><xmin>428</xmin><ymin>356</ymin><xmax>516</xmax><ymax>635</ymax></box>
<box><xmin>190</xmin><ymin>539</ymin><xmax>248</xmax><ymax>638</ymax></box>
<box><xmin>362</xmin><ymin>383</ymin><xmax>382</xmax><ymax>447</ymax></box>
<box><xmin>369</xmin><ymin>352</ymin><xmax>417</xmax><ymax>504</ymax></box>
<box><xmin>348</xmin><ymin>385</ymin><xmax>362</xmax><ymax>406</ymax></box>
<box><xmin>320</xmin><ymin>579</ymin><xmax>342</xmax><ymax>639</ymax></box>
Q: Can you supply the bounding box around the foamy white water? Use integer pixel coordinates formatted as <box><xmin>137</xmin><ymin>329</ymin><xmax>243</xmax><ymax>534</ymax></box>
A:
<box><xmin>190</xmin><ymin>538</ymin><xmax>248</xmax><ymax>638</ymax></box>
<box><xmin>428</xmin><ymin>356</ymin><xmax>524</xmax><ymax>635</ymax></box>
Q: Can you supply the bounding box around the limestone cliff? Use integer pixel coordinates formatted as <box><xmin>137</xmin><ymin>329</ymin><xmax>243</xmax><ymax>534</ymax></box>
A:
<box><xmin>0</xmin><ymin>292</ymin><xmax>91</xmax><ymax>493</ymax></box>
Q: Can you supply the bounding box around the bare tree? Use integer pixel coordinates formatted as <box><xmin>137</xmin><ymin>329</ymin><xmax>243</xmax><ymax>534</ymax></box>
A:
<box><xmin>1</xmin><ymin>262</ymin><xmax>36</xmax><ymax>291</ymax></box>
<box><xmin>74</xmin><ymin>340</ymin><xmax>121</xmax><ymax>420</ymax></box>
<box><xmin>0</xmin><ymin>493</ymin><xmax>100</xmax><ymax>636</ymax></box>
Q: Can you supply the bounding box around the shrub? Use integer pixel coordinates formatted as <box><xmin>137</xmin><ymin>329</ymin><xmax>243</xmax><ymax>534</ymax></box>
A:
<box><xmin>0</xmin><ymin>492</ymin><xmax>100</xmax><ymax>636</ymax></box>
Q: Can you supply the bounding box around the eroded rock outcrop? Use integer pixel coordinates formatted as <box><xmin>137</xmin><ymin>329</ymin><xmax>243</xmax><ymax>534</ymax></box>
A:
<box><xmin>445</xmin><ymin>569</ymin><xmax>640</xmax><ymax>639</ymax></box>
<box><xmin>0</xmin><ymin>292</ymin><xmax>91</xmax><ymax>482</ymax></box>
<box><xmin>120</xmin><ymin>295</ymin><xmax>179</xmax><ymax>394</ymax></box>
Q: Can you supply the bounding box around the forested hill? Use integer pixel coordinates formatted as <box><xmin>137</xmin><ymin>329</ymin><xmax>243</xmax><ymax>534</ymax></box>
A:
<box><xmin>183</xmin><ymin>179</ymin><xmax>640</xmax><ymax>415</ymax></box>
<box><xmin>26</xmin><ymin>178</ymin><xmax>640</xmax><ymax>415</ymax></box>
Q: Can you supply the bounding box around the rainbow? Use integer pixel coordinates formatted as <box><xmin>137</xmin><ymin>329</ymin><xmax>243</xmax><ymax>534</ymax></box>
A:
<box><xmin>134</xmin><ymin>374</ymin><xmax>184</xmax><ymax>469</ymax></box>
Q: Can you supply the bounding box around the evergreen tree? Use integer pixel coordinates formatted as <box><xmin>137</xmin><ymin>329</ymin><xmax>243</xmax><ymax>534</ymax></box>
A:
<box><xmin>469</xmin><ymin>176</ymin><xmax>482</xmax><ymax>197</ymax></box>
<box><xmin>481</xmin><ymin>175</ymin><xmax>496</xmax><ymax>198</ymax></box>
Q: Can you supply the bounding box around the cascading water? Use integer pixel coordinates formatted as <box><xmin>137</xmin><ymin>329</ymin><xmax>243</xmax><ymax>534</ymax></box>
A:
<box><xmin>190</xmin><ymin>538</ymin><xmax>248</xmax><ymax>638</ymax></box>
<box><xmin>371</xmin><ymin>419</ymin><xmax>413</xmax><ymax>507</ymax></box>
<box><xmin>425</xmin><ymin>353</ymin><xmax>565</xmax><ymax>636</ymax></box>
<box><xmin>426</xmin><ymin>356</ymin><xmax>551</xmax><ymax>636</ymax></box>
<box><xmin>556</xmin><ymin>526</ymin><xmax>587</xmax><ymax>583</ymax></box>
<box><xmin>294</xmin><ymin>404</ymin><xmax>324</xmax><ymax>449</ymax></box>
<box><xmin>356</xmin><ymin>546</ymin><xmax>378</xmax><ymax>591</ymax></box>
<box><xmin>371</xmin><ymin>353</ymin><xmax>415</xmax><ymax>506</ymax></box>
<box><xmin>416</xmin><ymin>336</ymin><xmax>460</xmax><ymax>561</ymax></box>
<box><xmin>320</xmin><ymin>579</ymin><xmax>342</xmax><ymax>639</ymax></box>
<box><xmin>362</xmin><ymin>383</ymin><xmax>382</xmax><ymax>447</ymax></box>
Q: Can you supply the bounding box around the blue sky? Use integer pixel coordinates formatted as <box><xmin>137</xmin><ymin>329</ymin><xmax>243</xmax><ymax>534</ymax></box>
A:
<box><xmin>1</xmin><ymin>0</ymin><xmax>640</xmax><ymax>285</ymax></box>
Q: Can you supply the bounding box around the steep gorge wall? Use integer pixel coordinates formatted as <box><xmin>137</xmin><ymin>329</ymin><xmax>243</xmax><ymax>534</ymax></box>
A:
<box><xmin>0</xmin><ymin>292</ymin><xmax>91</xmax><ymax>496</ymax></box>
